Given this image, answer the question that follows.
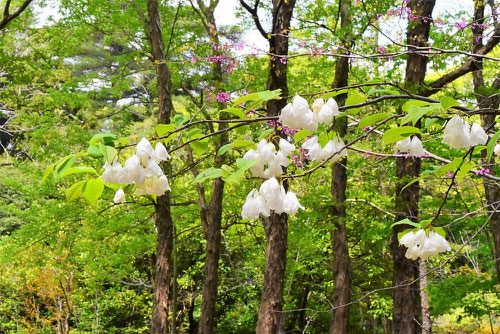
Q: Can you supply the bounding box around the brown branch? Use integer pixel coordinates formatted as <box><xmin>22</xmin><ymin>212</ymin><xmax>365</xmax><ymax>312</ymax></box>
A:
<box><xmin>239</xmin><ymin>0</ymin><xmax>269</xmax><ymax>40</ymax></box>
<box><xmin>0</xmin><ymin>0</ymin><xmax>33</xmax><ymax>30</ymax></box>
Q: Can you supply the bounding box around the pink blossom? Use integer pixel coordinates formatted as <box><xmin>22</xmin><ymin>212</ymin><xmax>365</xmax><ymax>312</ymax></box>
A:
<box><xmin>456</xmin><ymin>21</ymin><xmax>467</xmax><ymax>30</ymax></box>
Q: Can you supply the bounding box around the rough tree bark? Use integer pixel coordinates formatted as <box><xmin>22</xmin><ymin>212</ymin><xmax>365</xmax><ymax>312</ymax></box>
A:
<box><xmin>471</xmin><ymin>0</ymin><xmax>500</xmax><ymax>281</ymax></box>
<box><xmin>329</xmin><ymin>1</ymin><xmax>352</xmax><ymax>333</ymax></box>
<box><xmin>187</xmin><ymin>1</ymin><xmax>229</xmax><ymax>333</ymax></box>
<box><xmin>243</xmin><ymin>1</ymin><xmax>296</xmax><ymax>333</ymax></box>
<box><xmin>419</xmin><ymin>260</ymin><xmax>431</xmax><ymax>334</ymax></box>
<box><xmin>146</xmin><ymin>0</ymin><xmax>175</xmax><ymax>333</ymax></box>
<box><xmin>391</xmin><ymin>1</ymin><xmax>435</xmax><ymax>334</ymax></box>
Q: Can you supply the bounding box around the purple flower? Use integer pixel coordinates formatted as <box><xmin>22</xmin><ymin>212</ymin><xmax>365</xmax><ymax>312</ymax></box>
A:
<box><xmin>456</xmin><ymin>21</ymin><xmax>467</xmax><ymax>30</ymax></box>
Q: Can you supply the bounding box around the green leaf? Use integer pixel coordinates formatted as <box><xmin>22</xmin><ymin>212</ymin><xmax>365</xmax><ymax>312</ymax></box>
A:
<box><xmin>88</xmin><ymin>145</ymin><xmax>104</xmax><ymax>159</ymax></box>
<box><xmin>257</xmin><ymin>89</ymin><xmax>281</xmax><ymax>101</ymax></box>
<box><xmin>41</xmin><ymin>164</ymin><xmax>54</xmax><ymax>183</ymax></box>
<box><xmin>190</xmin><ymin>139</ymin><xmax>209</xmax><ymax>156</ymax></box>
<box><xmin>357</xmin><ymin>112</ymin><xmax>392</xmax><ymax>130</ymax></box>
<box><xmin>193</xmin><ymin>167</ymin><xmax>222</xmax><ymax>183</ymax></box>
<box><xmin>391</xmin><ymin>218</ymin><xmax>421</xmax><ymax>229</ymax></box>
<box><xmin>174</xmin><ymin>114</ymin><xmax>188</xmax><ymax>126</ymax></box>
<box><xmin>82</xmin><ymin>178</ymin><xmax>104</xmax><ymax>205</ymax></box>
<box><xmin>99</xmin><ymin>145</ymin><xmax>118</xmax><ymax>164</ymax></box>
<box><xmin>366</xmin><ymin>87</ymin><xmax>400</xmax><ymax>96</ymax></box>
<box><xmin>223</xmin><ymin>168</ymin><xmax>246</xmax><ymax>184</ymax></box>
<box><xmin>401</xmin><ymin>104</ymin><xmax>439</xmax><ymax>126</ymax></box>
<box><xmin>89</xmin><ymin>133</ymin><xmax>117</xmax><ymax>145</ymax></box>
<box><xmin>294</xmin><ymin>129</ymin><xmax>312</xmax><ymax>143</ymax></box>
<box><xmin>432</xmin><ymin>227</ymin><xmax>446</xmax><ymax>238</ymax></box>
<box><xmin>486</xmin><ymin>130</ymin><xmax>500</xmax><ymax>162</ymax></box>
<box><xmin>54</xmin><ymin>155</ymin><xmax>76</xmax><ymax>178</ymax></box>
<box><xmin>402</xmin><ymin>99</ymin><xmax>431</xmax><ymax>112</ymax></box>
<box><xmin>60</xmin><ymin>166</ymin><xmax>97</xmax><ymax>178</ymax></box>
<box><xmin>155</xmin><ymin>124</ymin><xmax>177</xmax><ymax>136</ymax></box>
<box><xmin>322</xmin><ymin>89</ymin><xmax>348</xmax><ymax>99</ymax></box>
<box><xmin>318</xmin><ymin>133</ymin><xmax>329</xmax><ymax>147</ymax></box>
<box><xmin>440</xmin><ymin>96</ymin><xmax>460</xmax><ymax>111</ymax></box>
<box><xmin>66</xmin><ymin>180</ymin><xmax>86</xmax><ymax>202</ymax></box>
<box><xmin>233</xmin><ymin>92</ymin><xmax>260</xmax><ymax>105</ymax></box>
<box><xmin>187</xmin><ymin>128</ymin><xmax>203</xmax><ymax>139</ymax></box>
<box><xmin>217</xmin><ymin>140</ymin><xmax>253</xmax><ymax>156</ymax></box>
<box><xmin>235</xmin><ymin>158</ymin><xmax>258</xmax><ymax>170</ymax></box>
<box><xmin>456</xmin><ymin>161</ymin><xmax>475</xmax><ymax>180</ymax></box>
<box><xmin>221</xmin><ymin>107</ymin><xmax>245</xmax><ymax>119</ymax></box>
<box><xmin>258</xmin><ymin>128</ymin><xmax>274</xmax><ymax>140</ymax></box>
<box><xmin>400</xmin><ymin>174</ymin><xmax>430</xmax><ymax>192</ymax></box>
<box><xmin>381</xmin><ymin>126</ymin><xmax>421</xmax><ymax>145</ymax></box>
<box><xmin>419</xmin><ymin>219</ymin><xmax>432</xmax><ymax>229</ymax></box>
<box><xmin>344</xmin><ymin>92</ymin><xmax>366</xmax><ymax>114</ymax></box>
<box><xmin>435</xmin><ymin>158</ymin><xmax>462</xmax><ymax>176</ymax></box>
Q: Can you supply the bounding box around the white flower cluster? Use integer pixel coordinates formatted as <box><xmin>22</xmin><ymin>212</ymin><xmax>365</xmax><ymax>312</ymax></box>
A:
<box><xmin>243</xmin><ymin>138</ymin><xmax>295</xmax><ymax>178</ymax></box>
<box><xmin>442</xmin><ymin>115</ymin><xmax>488</xmax><ymax>150</ymax></box>
<box><xmin>302</xmin><ymin>136</ymin><xmax>347</xmax><ymax>162</ymax></box>
<box><xmin>241</xmin><ymin>177</ymin><xmax>304</xmax><ymax>219</ymax></box>
<box><xmin>400</xmin><ymin>229</ymin><xmax>451</xmax><ymax>260</ymax></box>
<box><xmin>395</xmin><ymin>136</ymin><xmax>425</xmax><ymax>157</ymax></box>
<box><xmin>495</xmin><ymin>144</ymin><xmax>500</xmax><ymax>157</ymax></box>
<box><xmin>279</xmin><ymin>95</ymin><xmax>339</xmax><ymax>131</ymax></box>
<box><xmin>102</xmin><ymin>138</ymin><xmax>171</xmax><ymax>203</ymax></box>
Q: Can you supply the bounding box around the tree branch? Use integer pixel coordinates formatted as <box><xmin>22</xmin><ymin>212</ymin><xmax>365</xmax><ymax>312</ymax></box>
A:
<box><xmin>0</xmin><ymin>0</ymin><xmax>33</xmax><ymax>30</ymax></box>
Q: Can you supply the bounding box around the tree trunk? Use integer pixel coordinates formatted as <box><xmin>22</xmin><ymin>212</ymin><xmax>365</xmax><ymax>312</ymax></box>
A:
<box><xmin>256</xmin><ymin>1</ymin><xmax>295</xmax><ymax>333</ymax></box>
<box><xmin>146</xmin><ymin>0</ymin><xmax>175</xmax><ymax>333</ymax></box>
<box><xmin>192</xmin><ymin>2</ymin><xmax>228</xmax><ymax>333</ymax></box>
<box><xmin>471</xmin><ymin>0</ymin><xmax>500</xmax><ymax>280</ymax></box>
<box><xmin>329</xmin><ymin>1</ymin><xmax>351</xmax><ymax>333</ymax></box>
<box><xmin>392</xmin><ymin>4</ymin><xmax>435</xmax><ymax>333</ymax></box>
<box><xmin>419</xmin><ymin>260</ymin><xmax>431</xmax><ymax>333</ymax></box>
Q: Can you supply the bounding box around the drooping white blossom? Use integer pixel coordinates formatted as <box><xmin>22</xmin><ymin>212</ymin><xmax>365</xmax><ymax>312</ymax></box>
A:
<box><xmin>279</xmin><ymin>95</ymin><xmax>319</xmax><ymax>131</ymax></box>
<box><xmin>102</xmin><ymin>158</ymin><xmax>125</xmax><ymax>184</ymax></box>
<box><xmin>311</xmin><ymin>98</ymin><xmax>324</xmax><ymax>113</ymax></box>
<box><xmin>243</xmin><ymin>139</ymin><xmax>296</xmax><ymax>178</ymax></box>
<box><xmin>409</xmin><ymin>137</ymin><xmax>425</xmax><ymax>157</ymax></box>
<box><xmin>241</xmin><ymin>189</ymin><xmax>271</xmax><ymax>220</ymax></box>
<box><xmin>302</xmin><ymin>136</ymin><xmax>347</xmax><ymax>162</ymax></box>
<box><xmin>495</xmin><ymin>144</ymin><xmax>500</xmax><ymax>157</ymax></box>
<box><xmin>153</xmin><ymin>142</ymin><xmax>171</xmax><ymax>162</ymax></box>
<box><xmin>400</xmin><ymin>229</ymin><xmax>451</xmax><ymax>260</ymax></box>
<box><xmin>102</xmin><ymin>137</ymin><xmax>171</xmax><ymax>197</ymax></box>
<box><xmin>318</xmin><ymin>98</ymin><xmax>339</xmax><ymax>125</ymax></box>
<box><xmin>113</xmin><ymin>188</ymin><xmax>126</xmax><ymax>203</ymax></box>
<box><xmin>136</xmin><ymin>137</ymin><xmax>155</xmax><ymax>164</ymax></box>
<box><xmin>396</xmin><ymin>137</ymin><xmax>411</xmax><ymax>152</ymax></box>
<box><xmin>442</xmin><ymin>115</ymin><xmax>471</xmax><ymax>150</ymax></box>
<box><xmin>469</xmin><ymin>122</ymin><xmax>488</xmax><ymax>146</ymax></box>
<box><xmin>283</xmin><ymin>191</ymin><xmax>304</xmax><ymax>214</ymax></box>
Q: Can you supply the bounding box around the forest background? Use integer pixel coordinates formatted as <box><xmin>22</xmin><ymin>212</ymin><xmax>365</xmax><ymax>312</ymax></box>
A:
<box><xmin>0</xmin><ymin>0</ymin><xmax>499</xmax><ymax>333</ymax></box>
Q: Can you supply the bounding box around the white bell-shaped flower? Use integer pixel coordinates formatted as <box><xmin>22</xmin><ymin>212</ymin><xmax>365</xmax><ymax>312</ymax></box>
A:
<box><xmin>319</xmin><ymin>140</ymin><xmax>336</xmax><ymax>162</ymax></box>
<box><xmin>241</xmin><ymin>189</ymin><xmax>271</xmax><ymax>220</ymax></box>
<box><xmin>428</xmin><ymin>231</ymin><xmax>451</xmax><ymax>252</ymax></box>
<box><xmin>257</xmin><ymin>139</ymin><xmax>276</xmax><ymax>163</ymax></box>
<box><xmin>317</xmin><ymin>98</ymin><xmax>339</xmax><ymax>125</ymax></box>
<box><xmin>124</xmin><ymin>154</ymin><xmax>145</xmax><ymax>185</ymax></box>
<box><xmin>302</xmin><ymin>136</ymin><xmax>322</xmax><ymax>161</ymax></box>
<box><xmin>419</xmin><ymin>237</ymin><xmax>439</xmax><ymax>260</ymax></box>
<box><xmin>413</xmin><ymin>229</ymin><xmax>426</xmax><ymax>245</ymax></box>
<box><xmin>145</xmin><ymin>158</ymin><xmax>163</xmax><ymax>177</ymax></box>
<box><xmin>400</xmin><ymin>231</ymin><xmax>416</xmax><ymax>247</ymax></box>
<box><xmin>494</xmin><ymin>144</ymin><xmax>500</xmax><ymax>157</ymax></box>
<box><xmin>396</xmin><ymin>137</ymin><xmax>411</xmax><ymax>152</ymax></box>
<box><xmin>469</xmin><ymin>122</ymin><xmax>488</xmax><ymax>146</ymax></box>
<box><xmin>409</xmin><ymin>137</ymin><xmax>425</xmax><ymax>157</ymax></box>
<box><xmin>102</xmin><ymin>159</ymin><xmax>125</xmax><ymax>184</ymax></box>
<box><xmin>311</xmin><ymin>98</ymin><xmax>324</xmax><ymax>113</ymax></box>
<box><xmin>300</xmin><ymin>110</ymin><xmax>319</xmax><ymax>132</ymax></box>
<box><xmin>113</xmin><ymin>188</ymin><xmax>126</xmax><ymax>203</ymax></box>
<box><xmin>292</xmin><ymin>94</ymin><xmax>309</xmax><ymax>114</ymax></box>
<box><xmin>259</xmin><ymin>177</ymin><xmax>281</xmax><ymax>202</ymax></box>
<box><xmin>143</xmin><ymin>175</ymin><xmax>171</xmax><ymax>196</ymax></box>
<box><xmin>405</xmin><ymin>244</ymin><xmax>420</xmax><ymax>260</ymax></box>
<box><xmin>282</xmin><ymin>191</ymin><xmax>304</xmax><ymax>214</ymax></box>
<box><xmin>442</xmin><ymin>115</ymin><xmax>471</xmax><ymax>150</ymax></box>
<box><xmin>279</xmin><ymin>103</ymin><xmax>301</xmax><ymax>129</ymax></box>
<box><xmin>136</xmin><ymin>137</ymin><xmax>155</xmax><ymax>163</ymax></box>
<box><xmin>263</xmin><ymin>162</ymin><xmax>283</xmax><ymax>178</ymax></box>
<box><xmin>279</xmin><ymin>138</ymin><xmax>295</xmax><ymax>155</ymax></box>
<box><xmin>153</xmin><ymin>142</ymin><xmax>171</xmax><ymax>162</ymax></box>
<box><xmin>275</xmin><ymin>151</ymin><xmax>290</xmax><ymax>167</ymax></box>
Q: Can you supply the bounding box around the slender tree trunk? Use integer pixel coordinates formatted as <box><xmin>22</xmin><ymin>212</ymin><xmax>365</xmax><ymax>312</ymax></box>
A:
<box><xmin>256</xmin><ymin>1</ymin><xmax>295</xmax><ymax>333</ymax></box>
<box><xmin>329</xmin><ymin>1</ymin><xmax>351</xmax><ymax>333</ymax></box>
<box><xmin>419</xmin><ymin>260</ymin><xmax>431</xmax><ymax>333</ymax></box>
<box><xmin>192</xmin><ymin>2</ymin><xmax>228</xmax><ymax>333</ymax></box>
<box><xmin>391</xmin><ymin>2</ymin><xmax>435</xmax><ymax>333</ymax></box>
<box><xmin>471</xmin><ymin>0</ymin><xmax>500</xmax><ymax>280</ymax></box>
<box><xmin>146</xmin><ymin>0</ymin><xmax>175</xmax><ymax>333</ymax></box>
